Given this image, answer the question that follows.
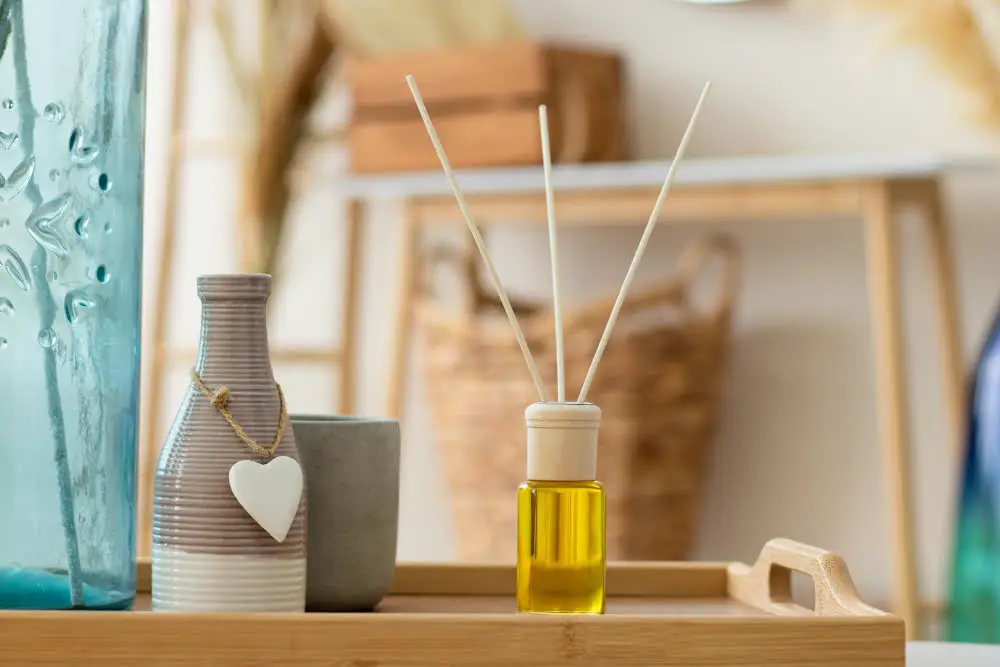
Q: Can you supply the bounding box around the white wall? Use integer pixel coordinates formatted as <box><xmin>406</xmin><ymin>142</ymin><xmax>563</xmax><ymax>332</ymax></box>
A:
<box><xmin>141</xmin><ymin>0</ymin><xmax>1000</xmax><ymax>610</ymax></box>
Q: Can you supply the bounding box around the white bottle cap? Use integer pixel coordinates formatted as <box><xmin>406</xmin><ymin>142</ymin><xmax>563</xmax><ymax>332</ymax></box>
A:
<box><xmin>525</xmin><ymin>402</ymin><xmax>601</xmax><ymax>481</ymax></box>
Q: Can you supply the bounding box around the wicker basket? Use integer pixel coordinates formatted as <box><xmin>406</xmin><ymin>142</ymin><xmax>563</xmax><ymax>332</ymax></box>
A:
<box><xmin>418</xmin><ymin>234</ymin><xmax>741</xmax><ymax>562</ymax></box>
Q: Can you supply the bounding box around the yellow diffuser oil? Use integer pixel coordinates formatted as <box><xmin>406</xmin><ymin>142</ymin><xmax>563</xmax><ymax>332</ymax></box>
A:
<box><xmin>517</xmin><ymin>402</ymin><xmax>606</xmax><ymax>614</ymax></box>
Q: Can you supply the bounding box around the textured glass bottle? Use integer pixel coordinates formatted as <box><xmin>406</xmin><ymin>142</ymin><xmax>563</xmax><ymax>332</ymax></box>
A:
<box><xmin>0</xmin><ymin>0</ymin><xmax>146</xmax><ymax>610</ymax></box>
<box><xmin>517</xmin><ymin>402</ymin><xmax>606</xmax><ymax>613</ymax></box>
<box><xmin>948</xmin><ymin>305</ymin><xmax>1000</xmax><ymax>642</ymax></box>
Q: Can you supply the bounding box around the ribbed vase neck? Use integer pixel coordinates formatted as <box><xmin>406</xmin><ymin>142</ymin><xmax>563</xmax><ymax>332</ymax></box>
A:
<box><xmin>193</xmin><ymin>275</ymin><xmax>274</xmax><ymax>385</ymax></box>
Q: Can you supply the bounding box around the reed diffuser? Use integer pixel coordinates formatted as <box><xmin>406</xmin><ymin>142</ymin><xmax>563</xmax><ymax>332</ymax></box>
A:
<box><xmin>407</xmin><ymin>75</ymin><xmax>711</xmax><ymax>613</ymax></box>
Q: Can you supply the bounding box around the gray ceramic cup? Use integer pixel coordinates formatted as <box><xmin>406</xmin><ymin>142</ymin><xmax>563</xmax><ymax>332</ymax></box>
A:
<box><xmin>291</xmin><ymin>414</ymin><xmax>400</xmax><ymax>612</ymax></box>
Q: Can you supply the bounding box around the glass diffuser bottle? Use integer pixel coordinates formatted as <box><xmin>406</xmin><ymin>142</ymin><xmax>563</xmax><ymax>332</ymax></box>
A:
<box><xmin>517</xmin><ymin>402</ymin><xmax>606</xmax><ymax>613</ymax></box>
<box><xmin>0</xmin><ymin>0</ymin><xmax>147</xmax><ymax>610</ymax></box>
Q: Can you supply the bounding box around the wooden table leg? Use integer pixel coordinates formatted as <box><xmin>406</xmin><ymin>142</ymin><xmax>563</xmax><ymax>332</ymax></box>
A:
<box><xmin>919</xmin><ymin>179</ymin><xmax>966</xmax><ymax>450</ymax></box>
<box><xmin>137</xmin><ymin>0</ymin><xmax>192</xmax><ymax>560</ymax></box>
<box><xmin>386</xmin><ymin>200</ymin><xmax>420</xmax><ymax>420</ymax></box>
<box><xmin>863</xmin><ymin>180</ymin><xmax>920</xmax><ymax>638</ymax></box>
<box><xmin>338</xmin><ymin>199</ymin><xmax>364</xmax><ymax>415</ymax></box>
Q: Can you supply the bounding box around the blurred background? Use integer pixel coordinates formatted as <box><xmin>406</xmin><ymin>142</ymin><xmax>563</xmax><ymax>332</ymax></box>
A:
<box><xmin>139</xmin><ymin>0</ymin><xmax>1000</xmax><ymax>640</ymax></box>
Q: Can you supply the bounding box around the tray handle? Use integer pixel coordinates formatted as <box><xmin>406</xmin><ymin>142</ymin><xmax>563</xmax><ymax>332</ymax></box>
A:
<box><xmin>728</xmin><ymin>538</ymin><xmax>888</xmax><ymax>617</ymax></box>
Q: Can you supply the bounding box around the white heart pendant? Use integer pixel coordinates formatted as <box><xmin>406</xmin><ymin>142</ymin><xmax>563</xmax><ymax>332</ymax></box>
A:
<box><xmin>228</xmin><ymin>456</ymin><xmax>303</xmax><ymax>543</ymax></box>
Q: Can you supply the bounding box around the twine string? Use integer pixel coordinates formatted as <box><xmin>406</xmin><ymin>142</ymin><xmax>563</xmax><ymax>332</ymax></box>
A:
<box><xmin>190</xmin><ymin>368</ymin><xmax>288</xmax><ymax>457</ymax></box>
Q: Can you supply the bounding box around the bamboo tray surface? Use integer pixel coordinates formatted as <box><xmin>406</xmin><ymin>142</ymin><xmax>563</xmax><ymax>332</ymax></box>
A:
<box><xmin>0</xmin><ymin>538</ymin><xmax>903</xmax><ymax>666</ymax></box>
<box><xmin>130</xmin><ymin>594</ymin><xmax>762</xmax><ymax>615</ymax></box>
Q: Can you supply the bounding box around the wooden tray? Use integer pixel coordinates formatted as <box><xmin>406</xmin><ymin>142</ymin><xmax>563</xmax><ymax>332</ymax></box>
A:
<box><xmin>0</xmin><ymin>539</ymin><xmax>902</xmax><ymax>666</ymax></box>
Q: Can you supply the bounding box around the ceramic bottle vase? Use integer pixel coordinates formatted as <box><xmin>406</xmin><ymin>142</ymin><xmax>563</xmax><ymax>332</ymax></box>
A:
<box><xmin>152</xmin><ymin>274</ymin><xmax>306</xmax><ymax>612</ymax></box>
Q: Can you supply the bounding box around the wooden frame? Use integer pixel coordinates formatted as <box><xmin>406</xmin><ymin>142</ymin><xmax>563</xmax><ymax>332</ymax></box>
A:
<box><xmin>0</xmin><ymin>539</ymin><xmax>903</xmax><ymax>666</ymax></box>
<box><xmin>139</xmin><ymin>0</ymin><xmax>358</xmax><ymax>562</ymax></box>
<box><xmin>364</xmin><ymin>168</ymin><xmax>972</xmax><ymax>639</ymax></box>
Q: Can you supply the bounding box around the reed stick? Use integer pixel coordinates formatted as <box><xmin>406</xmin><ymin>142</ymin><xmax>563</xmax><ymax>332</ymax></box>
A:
<box><xmin>407</xmin><ymin>74</ymin><xmax>547</xmax><ymax>402</ymax></box>
<box><xmin>539</xmin><ymin>105</ymin><xmax>565</xmax><ymax>402</ymax></box>
<box><xmin>577</xmin><ymin>82</ymin><xmax>712</xmax><ymax>403</ymax></box>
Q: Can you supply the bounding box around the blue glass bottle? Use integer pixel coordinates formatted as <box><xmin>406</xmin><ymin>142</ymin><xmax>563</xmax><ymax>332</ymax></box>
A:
<box><xmin>948</xmin><ymin>305</ymin><xmax>1000</xmax><ymax>642</ymax></box>
<box><xmin>0</xmin><ymin>0</ymin><xmax>146</xmax><ymax>610</ymax></box>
